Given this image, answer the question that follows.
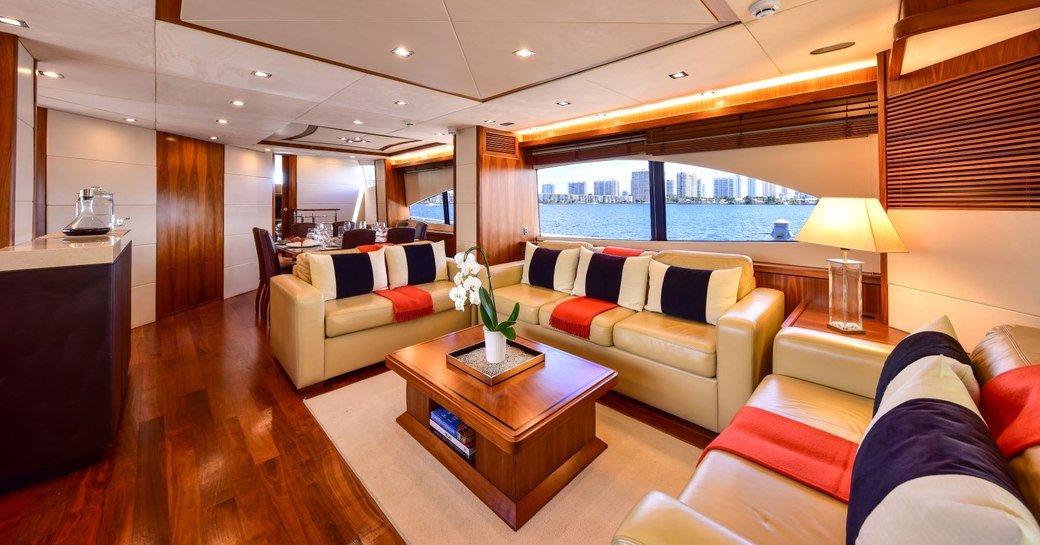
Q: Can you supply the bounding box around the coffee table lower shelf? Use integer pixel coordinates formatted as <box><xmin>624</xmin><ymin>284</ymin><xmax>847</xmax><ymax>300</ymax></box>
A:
<box><xmin>395</xmin><ymin>384</ymin><xmax>607</xmax><ymax>530</ymax></box>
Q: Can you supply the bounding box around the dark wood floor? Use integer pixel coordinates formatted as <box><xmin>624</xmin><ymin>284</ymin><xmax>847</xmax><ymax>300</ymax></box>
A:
<box><xmin>0</xmin><ymin>292</ymin><xmax>714</xmax><ymax>544</ymax></box>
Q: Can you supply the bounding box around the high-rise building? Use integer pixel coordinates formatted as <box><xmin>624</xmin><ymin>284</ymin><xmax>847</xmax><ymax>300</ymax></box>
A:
<box><xmin>666</xmin><ymin>179</ymin><xmax>676</xmax><ymax>198</ymax></box>
<box><xmin>676</xmin><ymin>172</ymin><xmax>699</xmax><ymax>198</ymax></box>
<box><xmin>631</xmin><ymin>170</ymin><xmax>650</xmax><ymax>202</ymax></box>
<box><xmin>695</xmin><ymin>179</ymin><xmax>705</xmax><ymax>198</ymax></box>
<box><xmin>593</xmin><ymin>179</ymin><xmax>619</xmax><ymax>196</ymax></box>
<box><xmin>714</xmin><ymin>176</ymin><xmax>736</xmax><ymax>199</ymax></box>
<box><xmin>760</xmin><ymin>181</ymin><xmax>777</xmax><ymax>198</ymax></box>
<box><xmin>567</xmin><ymin>181</ymin><xmax>587</xmax><ymax>196</ymax></box>
<box><xmin>745</xmin><ymin>177</ymin><xmax>758</xmax><ymax>198</ymax></box>
<box><xmin>541</xmin><ymin>183</ymin><xmax>554</xmax><ymax>195</ymax></box>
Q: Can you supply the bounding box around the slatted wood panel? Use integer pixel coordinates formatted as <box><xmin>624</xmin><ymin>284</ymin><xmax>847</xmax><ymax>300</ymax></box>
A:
<box><xmin>886</xmin><ymin>55</ymin><xmax>1040</xmax><ymax>209</ymax></box>
<box><xmin>156</xmin><ymin>133</ymin><xmax>225</xmax><ymax>319</ymax></box>
<box><xmin>477</xmin><ymin>127</ymin><xmax>537</xmax><ymax>265</ymax></box>
<box><xmin>483</xmin><ymin>130</ymin><xmax>518</xmax><ymax>158</ymax></box>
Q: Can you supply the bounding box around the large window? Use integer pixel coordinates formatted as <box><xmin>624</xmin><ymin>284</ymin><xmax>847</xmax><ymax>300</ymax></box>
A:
<box><xmin>409</xmin><ymin>190</ymin><xmax>454</xmax><ymax>225</ymax></box>
<box><xmin>537</xmin><ymin>160</ymin><xmax>816</xmax><ymax>241</ymax></box>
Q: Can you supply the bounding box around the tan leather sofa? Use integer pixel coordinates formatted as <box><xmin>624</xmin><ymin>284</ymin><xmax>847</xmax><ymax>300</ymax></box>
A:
<box><xmin>488</xmin><ymin>242</ymin><xmax>785</xmax><ymax>432</ymax></box>
<box><xmin>612</xmin><ymin>325</ymin><xmax>1040</xmax><ymax>545</ymax></box>
<box><xmin>269</xmin><ymin>243</ymin><xmax>472</xmax><ymax>388</ymax></box>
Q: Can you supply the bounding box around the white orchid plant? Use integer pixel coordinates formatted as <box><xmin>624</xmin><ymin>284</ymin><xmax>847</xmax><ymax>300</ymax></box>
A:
<box><xmin>449</xmin><ymin>246</ymin><xmax>521</xmax><ymax>340</ymax></box>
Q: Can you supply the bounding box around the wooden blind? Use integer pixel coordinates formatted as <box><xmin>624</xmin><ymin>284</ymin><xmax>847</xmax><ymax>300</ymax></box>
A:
<box><xmin>483</xmin><ymin>130</ymin><xmax>518</xmax><ymax>158</ymax></box>
<box><xmin>886</xmin><ymin>55</ymin><xmax>1040</xmax><ymax>209</ymax></box>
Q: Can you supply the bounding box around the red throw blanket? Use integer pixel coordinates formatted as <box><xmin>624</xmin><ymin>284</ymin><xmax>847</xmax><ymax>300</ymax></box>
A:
<box><xmin>981</xmin><ymin>366</ymin><xmax>1040</xmax><ymax>459</ymax></box>
<box><xmin>375</xmin><ymin>285</ymin><xmax>434</xmax><ymax>322</ymax></box>
<box><xmin>602</xmin><ymin>246</ymin><xmax>644</xmax><ymax>257</ymax></box>
<box><xmin>549</xmin><ymin>297</ymin><xmax>618</xmax><ymax>339</ymax></box>
<box><xmin>357</xmin><ymin>243</ymin><xmax>393</xmax><ymax>253</ymax></box>
<box><xmin>700</xmin><ymin>406</ymin><xmax>857</xmax><ymax>502</ymax></box>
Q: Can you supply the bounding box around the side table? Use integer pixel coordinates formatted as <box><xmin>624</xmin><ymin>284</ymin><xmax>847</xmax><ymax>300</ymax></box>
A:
<box><xmin>782</xmin><ymin>300</ymin><xmax>907</xmax><ymax>346</ymax></box>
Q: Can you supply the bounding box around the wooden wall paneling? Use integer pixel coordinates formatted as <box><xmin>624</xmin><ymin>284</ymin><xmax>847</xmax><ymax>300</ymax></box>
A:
<box><xmin>384</xmin><ymin>161</ymin><xmax>409</xmax><ymax>225</ymax></box>
<box><xmin>0</xmin><ymin>33</ymin><xmax>16</xmax><ymax>248</ymax></box>
<box><xmin>877</xmin><ymin>52</ymin><xmax>891</xmax><ymax>323</ymax></box>
<box><xmin>279</xmin><ymin>154</ymin><xmax>296</xmax><ymax>238</ymax></box>
<box><xmin>753</xmin><ymin>262</ymin><xmax>883</xmax><ymax>319</ymax></box>
<box><xmin>34</xmin><ymin>107</ymin><xmax>46</xmax><ymax>238</ymax></box>
<box><xmin>155</xmin><ymin>132</ymin><xmax>225</xmax><ymax>319</ymax></box>
<box><xmin>476</xmin><ymin>127</ymin><xmax>537</xmax><ymax>265</ymax></box>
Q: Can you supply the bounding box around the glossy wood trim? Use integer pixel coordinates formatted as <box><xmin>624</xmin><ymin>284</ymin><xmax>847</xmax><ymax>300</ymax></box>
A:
<box><xmin>279</xmin><ymin>154</ymin><xmax>296</xmax><ymax>237</ymax></box>
<box><xmin>33</xmin><ymin>107</ymin><xmax>46</xmax><ymax>238</ymax></box>
<box><xmin>754</xmin><ymin>262</ymin><xmax>883</xmax><ymax>318</ymax></box>
<box><xmin>520</xmin><ymin>73</ymin><xmax>878</xmax><ymax>147</ymax></box>
<box><xmin>889</xmin><ymin>0</ymin><xmax>1040</xmax><ymax>79</ymax></box>
<box><xmin>388</xmin><ymin>153</ymin><xmax>455</xmax><ymax>169</ymax></box>
<box><xmin>0</xmin><ymin>33</ymin><xmax>16</xmax><ymax>248</ymax></box>
<box><xmin>384</xmin><ymin>161</ymin><xmax>409</xmax><ymax>224</ymax></box>
<box><xmin>785</xmin><ymin>300</ymin><xmax>908</xmax><ymax>345</ymax></box>
<box><xmin>876</xmin><ymin>52</ymin><xmax>890</xmax><ymax>323</ymax></box>
<box><xmin>476</xmin><ymin>127</ymin><xmax>539</xmax><ymax>264</ymax></box>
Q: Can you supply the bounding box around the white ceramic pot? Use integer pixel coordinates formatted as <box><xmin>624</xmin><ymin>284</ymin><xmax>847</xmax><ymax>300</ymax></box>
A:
<box><xmin>483</xmin><ymin>327</ymin><xmax>507</xmax><ymax>364</ymax></box>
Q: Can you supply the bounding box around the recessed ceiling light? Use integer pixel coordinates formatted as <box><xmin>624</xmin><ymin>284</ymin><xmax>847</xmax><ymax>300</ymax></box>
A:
<box><xmin>216</xmin><ymin>119</ymin><xmax>228</xmax><ymax>125</ymax></box>
<box><xmin>484</xmin><ymin>119</ymin><xmax>496</xmax><ymax>124</ymax></box>
<box><xmin>0</xmin><ymin>16</ymin><xmax>29</xmax><ymax>28</ymax></box>
<box><xmin>556</xmin><ymin>101</ymin><xmax>571</xmax><ymax>106</ymax></box>
<box><xmin>264</xmin><ymin>148</ymin><xmax>271</xmax><ymax>152</ymax></box>
<box><xmin>251</xmin><ymin>70</ymin><xmax>273</xmax><ymax>78</ymax></box>
<box><xmin>352</xmin><ymin>119</ymin><xmax>364</xmax><ymax>125</ymax></box>
<box><xmin>209</xmin><ymin>136</ymin><xmax>218</xmax><ymax>140</ymax></box>
<box><xmin>391</xmin><ymin>46</ymin><xmax>414</xmax><ymax>57</ymax></box>
<box><xmin>349</xmin><ymin>155</ymin><xmax>356</xmax><ymax>159</ymax></box>
<box><xmin>435</xmin><ymin>132</ymin><xmax>446</xmax><ymax>136</ymax></box>
<box><xmin>669</xmin><ymin>71</ymin><xmax>688</xmax><ymax>79</ymax></box>
<box><xmin>394</xmin><ymin>100</ymin><xmax>408</xmax><ymax>105</ymax></box>
<box><xmin>810</xmin><ymin>42</ymin><xmax>856</xmax><ymax>55</ymax></box>
<box><xmin>513</xmin><ymin>48</ymin><xmax>535</xmax><ymax>58</ymax></box>
<box><xmin>595</xmin><ymin>113</ymin><xmax>608</xmax><ymax>118</ymax></box>
<box><xmin>339</xmin><ymin>137</ymin><xmax>349</xmax><ymax>141</ymax></box>
<box><xmin>230</xmin><ymin>99</ymin><xmax>245</xmax><ymax>107</ymax></box>
<box><xmin>500</xmin><ymin>122</ymin><xmax>515</xmax><ymax>127</ymax></box>
<box><xmin>125</xmin><ymin>118</ymin><xmax>137</xmax><ymax>123</ymax></box>
<box><xmin>37</xmin><ymin>70</ymin><xmax>64</xmax><ymax>79</ymax></box>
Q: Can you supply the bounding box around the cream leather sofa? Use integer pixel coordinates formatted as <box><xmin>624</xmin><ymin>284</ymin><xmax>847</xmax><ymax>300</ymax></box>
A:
<box><xmin>612</xmin><ymin>325</ymin><xmax>1040</xmax><ymax>545</ymax></box>
<box><xmin>488</xmin><ymin>242</ymin><xmax>785</xmax><ymax>432</ymax></box>
<box><xmin>269</xmin><ymin>244</ymin><xmax>472</xmax><ymax>389</ymax></box>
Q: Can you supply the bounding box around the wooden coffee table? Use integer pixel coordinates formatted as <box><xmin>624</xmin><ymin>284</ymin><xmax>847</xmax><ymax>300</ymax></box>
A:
<box><xmin>386</xmin><ymin>325</ymin><xmax>618</xmax><ymax>530</ymax></box>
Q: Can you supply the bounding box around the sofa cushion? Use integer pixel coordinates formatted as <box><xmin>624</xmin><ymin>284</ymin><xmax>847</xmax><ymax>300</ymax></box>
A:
<box><xmin>848</xmin><ymin>324</ymin><xmax>1038</xmax><ymax>545</ymax></box>
<box><xmin>293</xmin><ymin>248</ymin><xmax>359</xmax><ymax>285</ymax></box>
<box><xmin>613</xmin><ymin>311</ymin><xmax>717</xmax><ymax>378</ymax></box>
<box><xmin>653</xmin><ymin>250</ymin><xmax>756</xmax><ymax>300</ymax></box>
<box><xmin>325</xmin><ymin>294</ymin><xmax>394</xmax><ymax>337</ymax></box>
<box><xmin>645</xmin><ymin>260</ymin><xmax>741</xmax><ymax>325</ymax></box>
<box><xmin>309</xmin><ymin>248</ymin><xmax>388</xmax><ymax>301</ymax></box>
<box><xmin>414</xmin><ymin>280</ymin><xmax>457</xmax><ymax>313</ymax></box>
<box><xmin>493</xmin><ymin>283</ymin><xmax>569</xmax><ymax>325</ymax></box>
<box><xmin>520</xmin><ymin>242</ymin><xmax>580</xmax><ymax>293</ymax></box>
<box><xmin>385</xmin><ymin>240</ymin><xmax>448</xmax><ymax>288</ymax></box>
<box><xmin>538</xmin><ymin>296</ymin><xmax>635</xmax><ymax>347</ymax></box>
<box><xmin>572</xmin><ymin>247</ymin><xmax>651</xmax><ymax>311</ymax></box>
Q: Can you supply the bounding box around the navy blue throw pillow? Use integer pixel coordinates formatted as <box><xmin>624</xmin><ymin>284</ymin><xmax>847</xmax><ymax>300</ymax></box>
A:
<box><xmin>331</xmin><ymin>253</ymin><xmax>376</xmax><ymax>299</ymax></box>
<box><xmin>403</xmin><ymin>243</ymin><xmax>436</xmax><ymax>285</ymax></box>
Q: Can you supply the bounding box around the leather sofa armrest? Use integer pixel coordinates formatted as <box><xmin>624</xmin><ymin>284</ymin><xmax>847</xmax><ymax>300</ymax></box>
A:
<box><xmin>773</xmin><ymin>327</ymin><xmax>893</xmax><ymax>399</ymax></box>
<box><xmin>484</xmin><ymin>260</ymin><xmax>524</xmax><ymax>289</ymax></box>
<box><xmin>613</xmin><ymin>491</ymin><xmax>753</xmax><ymax>545</ymax></box>
<box><xmin>716</xmin><ymin>287</ymin><xmax>785</xmax><ymax>430</ymax></box>
<box><xmin>269</xmin><ymin>274</ymin><xmax>326</xmax><ymax>389</ymax></box>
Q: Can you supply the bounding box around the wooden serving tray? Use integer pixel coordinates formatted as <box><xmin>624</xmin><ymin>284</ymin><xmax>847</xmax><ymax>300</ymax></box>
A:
<box><xmin>446</xmin><ymin>339</ymin><xmax>545</xmax><ymax>386</ymax></box>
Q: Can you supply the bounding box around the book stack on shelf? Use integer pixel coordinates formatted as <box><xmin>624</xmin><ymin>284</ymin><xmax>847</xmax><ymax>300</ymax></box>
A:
<box><xmin>430</xmin><ymin>407</ymin><xmax>476</xmax><ymax>461</ymax></box>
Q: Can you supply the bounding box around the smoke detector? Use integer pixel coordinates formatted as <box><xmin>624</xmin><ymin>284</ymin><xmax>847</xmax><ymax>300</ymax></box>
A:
<box><xmin>749</xmin><ymin>0</ymin><xmax>780</xmax><ymax>19</ymax></box>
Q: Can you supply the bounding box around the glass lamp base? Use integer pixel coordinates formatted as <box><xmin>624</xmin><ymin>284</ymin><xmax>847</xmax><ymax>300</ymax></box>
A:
<box><xmin>826</xmin><ymin>257</ymin><xmax>864</xmax><ymax>334</ymax></box>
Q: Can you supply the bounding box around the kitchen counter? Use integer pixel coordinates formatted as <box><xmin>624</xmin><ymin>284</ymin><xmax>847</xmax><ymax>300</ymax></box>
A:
<box><xmin>0</xmin><ymin>230</ymin><xmax>131</xmax><ymax>272</ymax></box>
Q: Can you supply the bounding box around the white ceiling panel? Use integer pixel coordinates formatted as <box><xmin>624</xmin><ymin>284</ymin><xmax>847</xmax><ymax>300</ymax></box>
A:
<box><xmin>36</xmin><ymin>59</ymin><xmax>155</xmax><ymax>103</ymax></box>
<box><xmin>294</xmin><ymin>103</ymin><xmax>416</xmax><ymax>135</ymax></box>
<box><xmin>155</xmin><ymin>22</ymin><xmax>366</xmax><ymax>103</ymax></box>
<box><xmin>745</xmin><ymin>0</ymin><xmax>899</xmax><ymax>73</ymax></box>
<box><xmin>723</xmin><ymin>0</ymin><xmax>819</xmax><ymax>23</ymax></box>
<box><xmin>388</xmin><ymin>123</ymin><xmax>456</xmax><ymax>145</ymax></box>
<box><xmin>38</xmin><ymin>92</ymin><xmax>156</xmax><ymax>129</ymax></box>
<box><xmin>580</xmin><ymin>25</ymin><xmax>781</xmax><ymax>103</ymax></box>
<box><xmin>156</xmin><ymin>75</ymin><xmax>318</xmax><ymax>123</ymax></box>
<box><xmin>444</xmin><ymin>0</ymin><xmax>717</xmax><ymax>24</ymax></box>
<box><xmin>181</xmin><ymin>0</ymin><xmax>450</xmax><ymax>23</ymax></box>
<box><xmin>192</xmin><ymin>20</ymin><xmax>480</xmax><ymax>98</ymax></box>
<box><xmin>321</xmin><ymin>76</ymin><xmax>479</xmax><ymax>122</ymax></box>
<box><xmin>455</xmin><ymin>22</ymin><xmax>716</xmax><ymax>97</ymax></box>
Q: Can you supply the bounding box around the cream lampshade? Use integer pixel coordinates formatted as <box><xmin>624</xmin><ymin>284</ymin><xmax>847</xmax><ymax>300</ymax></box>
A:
<box><xmin>795</xmin><ymin>198</ymin><xmax>907</xmax><ymax>333</ymax></box>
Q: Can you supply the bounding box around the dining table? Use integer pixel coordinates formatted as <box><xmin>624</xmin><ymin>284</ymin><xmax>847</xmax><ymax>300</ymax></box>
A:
<box><xmin>276</xmin><ymin>235</ymin><xmax>388</xmax><ymax>257</ymax></box>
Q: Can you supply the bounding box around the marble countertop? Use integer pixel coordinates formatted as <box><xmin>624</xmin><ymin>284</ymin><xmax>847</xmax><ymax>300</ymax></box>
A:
<box><xmin>0</xmin><ymin>230</ymin><xmax>131</xmax><ymax>272</ymax></box>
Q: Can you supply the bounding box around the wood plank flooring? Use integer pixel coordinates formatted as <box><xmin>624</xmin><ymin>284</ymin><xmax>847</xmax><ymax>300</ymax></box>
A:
<box><xmin>0</xmin><ymin>292</ymin><xmax>715</xmax><ymax>544</ymax></box>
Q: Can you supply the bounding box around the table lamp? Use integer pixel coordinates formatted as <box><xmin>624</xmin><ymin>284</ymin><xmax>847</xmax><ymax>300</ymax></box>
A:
<box><xmin>795</xmin><ymin>198</ymin><xmax>907</xmax><ymax>333</ymax></box>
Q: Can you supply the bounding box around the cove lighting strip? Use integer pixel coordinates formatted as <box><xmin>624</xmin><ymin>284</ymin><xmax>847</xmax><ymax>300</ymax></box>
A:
<box><xmin>517</xmin><ymin>59</ymin><xmax>877</xmax><ymax>139</ymax></box>
<box><xmin>390</xmin><ymin>145</ymin><xmax>454</xmax><ymax>165</ymax></box>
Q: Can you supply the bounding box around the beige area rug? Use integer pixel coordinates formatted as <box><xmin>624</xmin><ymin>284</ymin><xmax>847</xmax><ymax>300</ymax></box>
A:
<box><xmin>305</xmin><ymin>371</ymin><xmax>701</xmax><ymax>545</ymax></box>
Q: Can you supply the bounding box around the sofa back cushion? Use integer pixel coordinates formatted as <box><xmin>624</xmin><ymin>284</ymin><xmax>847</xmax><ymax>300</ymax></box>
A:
<box><xmin>537</xmin><ymin>239</ymin><xmax>593</xmax><ymax>251</ymax></box>
<box><xmin>652</xmin><ymin>250</ymin><xmax>756</xmax><ymax>300</ymax></box>
<box><xmin>644</xmin><ymin>260</ymin><xmax>741</xmax><ymax>325</ymax></box>
<box><xmin>520</xmin><ymin>242</ymin><xmax>580</xmax><ymax>293</ymax></box>
<box><xmin>847</xmin><ymin>319</ymin><xmax>1038</xmax><ymax>545</ymax></box>
<box><xmin>571</xmin><ymin>247</ymin><xmax>651</xmax><ymax>311</ymax></box>
<box><xmin>309</xmin><ymin>248</ymin><xmax>388</xmax><ymax>301</ymax></box>
<box><xmin>385</xmin><ymin>240</ymin><xmax>448</xmax><ymax>289</ymax></box>
<box><xmin>293</xmin><ymin>248</ymin><xmax>359</xmax><ymax>284</ymax></box>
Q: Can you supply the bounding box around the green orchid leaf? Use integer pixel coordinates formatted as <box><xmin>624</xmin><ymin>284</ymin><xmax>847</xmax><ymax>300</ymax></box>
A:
<box><xmin>507</xmin><ymin>303</ymin><xmax>520</xmax><ymax>323</ymax></box>
<box><xmin>502</xmin><ymin>327</ymin><xmax>517</xmax><ymax>341</ymax></box>
<box><xmin>478</xmin><ymin>302</ymin><xmax>495</xmax><ymax>330</ymax></box>
<box><xmin>497</xmin><ymin>320</ymin><xmax>515</xmax><ymax>331</ymax></box>
<box><xmin>478</xmin><ymin>287</ymin><xmax>498</xmax><ymax>328</ymax></box>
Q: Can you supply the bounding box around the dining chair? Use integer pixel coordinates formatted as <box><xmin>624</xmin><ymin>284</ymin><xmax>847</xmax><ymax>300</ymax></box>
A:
<box><xmin>290</xmin><ymin>222</ymin><xmax>317</xmax><ymax>238</ymax></box>
<box><xmin>332</xmin><ymin>220</ymin><xmax>354</xmax><ymax>235</ymax></box>
<box><xmin>386</xmin><ymin>227</ymin><xmax>416</xmax><ymax>244</ymax></box>
<box><xmin>413</xmin><ymin>221</ymin><xmax>429</xmax><ymax>241</ymax></box>
<box><xmin>341</xmin><ymin>228</ymin><xmax>377</xmax><ymax>249</ymax></box>
<box><xmin>254</xmin><ymin>227</ymin><xmax>293</xmax><ymax>319</ymax></box>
